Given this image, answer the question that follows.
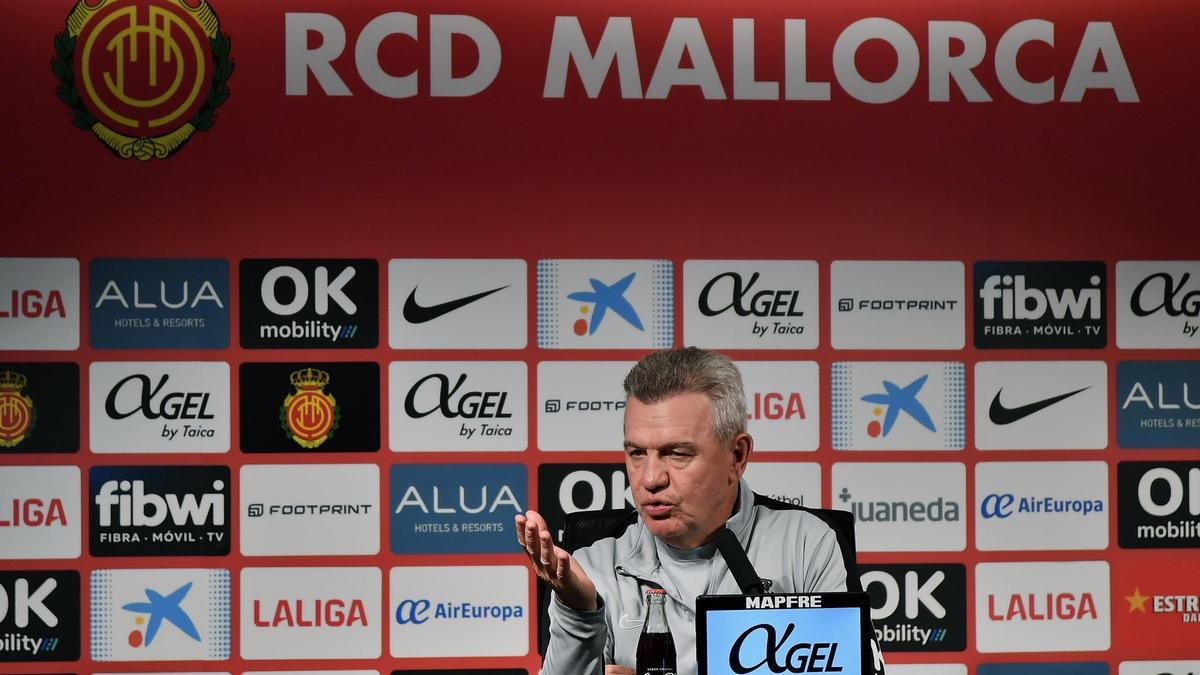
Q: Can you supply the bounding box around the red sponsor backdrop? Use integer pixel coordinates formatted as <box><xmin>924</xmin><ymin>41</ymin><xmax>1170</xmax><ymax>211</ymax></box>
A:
<box><xmin>3</xmin><ymin>0</ymin><xmax>1200</xmax><ymax>673</ymax></box>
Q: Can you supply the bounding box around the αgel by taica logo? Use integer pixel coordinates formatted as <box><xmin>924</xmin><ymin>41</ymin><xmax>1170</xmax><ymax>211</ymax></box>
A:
<box><xmin>974</xmin><ymin>261</ymin><xmax>1106</xmax><ymax>349</ymax></box>
<box><xmin>51</xmin><ymin>0</ymin><xmax>233</xmax><ymax>160</ymax></box>
<box><xmin>90</xmin><ymin>465</ymin><xmax>230</xmax><ymax>556</ymax></box>
<box><xmin>0</xmin><ymin>571</ymin><xmax>80</xmax><ymax>662</ymax></box>
<box><xmin>240</xmin><ymin>260</ymin><xmax>378</xmax><ymax>348</ymax></box>
<box><xmin>860</xmin><ymin>564</ymin><xmax>966</xmax><ymax>652</ymax></box>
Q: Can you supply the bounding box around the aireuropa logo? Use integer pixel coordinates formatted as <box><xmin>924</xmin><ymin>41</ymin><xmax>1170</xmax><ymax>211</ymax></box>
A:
<box><xmin>240</xmin><ymin>260</ymin><xmax>378</xmax><ymax>349</ymax></box>
<box><xmin>831</xmin><ymin>362</ymin><xmax>965</xmax><ymax>450</ymax></box>
<box><xmin>0</xmin><ymin>258</ymin><xmax>79</xmax><ymax>350</ymax></box>
<box><xmin>390</xmin><ymin>464</ymin><xmax>526</xmax><ymax>554</ymax></box>
<box><xmin>831</xmin><ymin>261</ymin><xmax>964</xmax><ymax>349</ymax></box>
<box><xmin>1117</xmin><ymin>361</ymin><xmax>1200</xmax><ymax>449</ymax></box>
<box><xmin>974</xmin><ymin>361</ymin><xmax>1107</xmax><ymax>450</ymax></box>
<box><xmin>240</xmin><ymin>362</ymin><xmax>379</xmax><ymax>453</ymax></box>
<box><xmin>389</xmin><ymin>362</ymin><xmax>527</xmax><ymax>451</ymax></box>
<box><xmin>0</xmin><ymin>571</ymin><xmax>80</xmax><ymax>662</ymax></box>
<box><xmin>979</xmin><ymin>664</ymin><xmax>1109</xmax><ymax>675</ymax></box>
<box><xmin>0</xmin><ymin>466</ymin><xmax>80</xmax><ymax>560</ymax></box>
<box><xmin>90</xmin><ymin>465</ymin><xmax>230</xmax><ymax>556</ymax></box>
<box><xmin>536</xmin><ymin>463</ymin><xmax>631</xmax><ymax>541</ymax></box>
<box><xmin>860</xmin><ymin>564</ymin><xmax>966</xmax><ymax>652</ymax></box>
<box><xmin>744</xmin><ymin>462</ymin><xmax>822</xmax><ymax>510</ymax></box>
<box><xmin>739</xmin><ymin>361</ymin><xmax>820</xmax><ymax>451</ymax></box>
<box><xmin>240</xmin><ymin>464</ymin><xmax>379</xmax><ymax>556</ymax></box>
<box><xmin>1120</xmin><ymin>661</ymin><xmax>1200</xmax><ymax>675</ymax></box>
<box><xmin>1117</xmin><ymin>261</ymin><xmax>1200</xmax><ymax>348</ymax></box>
<box><xmin>974</xmin><ymin>261</ymin><xmax>1106</xmax><ymax>348</ymax></box>
<box><xmin>89</xmin><ymin>361</ymin><xmax>230</xmax><ymax>453</ymax></box>
<box><xmin>537</xmin><ymin>361</ymin><xmax>634</xmax><ymax>451</ymax></box>
<box><xmin>240</xmin><ymin>567</ymin><xmax>381</xmax><ymax>660</ymax></box>
<box><xmin>0</xmin><ymin>363</ymin><xmax>78</xmax><ymax>454</ymax></box>
<box><xmin>390</xmin><ymin>566</ymin><xmax>528</xmax><ymax>658</ymax></box>
<box><xmin>1117</xmin><ymin>461</ymin><xmax>1200</xmax><ymax>549</ymax></box>
<box><xmin>89</xmin><ymin>258</ymin><xmax>229</xmax><ymax>348</ymax></box>
<box><xmin>90</xmin><ymin>568</ymin><xmax>230</xmax><ymax>661</ymax></box>
<box><xmin>536</xmin><ymin>259</ymin><xmax>673</xmax><ymax>349</ymax></box>
<box><xmin>975</xmin><ymin>461</ymin><xmax>1108</xmax><ymax>551</ymax></box>
<box><xmin>389</xmin><ymin>259</ymin><xmax>527</xmax><ymax>349</ymax></box>
<box><xmin>51</xmin><ymin>0</ymin><xmax>233</xmax><ymax>160</ymax></box>
<box><xmin>975</xmin><ymin>561</ymin><xmax>1110</xmax><ymax>653</ymax></box>
<box><xmin>832</xmin><ymin>462</ymin><xmax>965</xmax><ymax>552</ymax></box>
<box><xmin>682</xmin><ymin>260</ymin><xmax>819</xmax><ymax>349</ymax></box>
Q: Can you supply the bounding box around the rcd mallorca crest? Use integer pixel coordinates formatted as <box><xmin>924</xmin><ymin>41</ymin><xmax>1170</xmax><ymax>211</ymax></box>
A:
<box><xmin>51</xmin><ymin>0</ymin><xmax>233</xmax><ymax>159</ymax></box>
<box><xmin>0</xmin><ymin>371</ymin><xmax>35</xmax><ymax>448</ymax></box>
<box><xmin>281</xmin><ymin>368</ymin><xmax>340</xmax><ymax>449</ymax></box>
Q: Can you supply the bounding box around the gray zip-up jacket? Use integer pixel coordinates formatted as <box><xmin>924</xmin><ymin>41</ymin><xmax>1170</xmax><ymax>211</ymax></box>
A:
<box><xmin>542</xmin><ymin>478</ymin><xmax>855</xmax><ymax>675</ymax></box>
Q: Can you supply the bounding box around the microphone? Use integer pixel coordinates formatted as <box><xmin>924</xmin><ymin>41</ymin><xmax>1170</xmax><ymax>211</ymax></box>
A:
<box><xmin>714</xmin><ymin>527</ymin><xmax>764</xmax><ymax>596</ymax></box>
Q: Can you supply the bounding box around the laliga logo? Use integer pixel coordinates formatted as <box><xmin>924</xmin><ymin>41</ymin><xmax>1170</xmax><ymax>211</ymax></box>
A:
<box><xmin>51</xmin><ymin>0</ymin><xmax>234</xmax><ymax>159</ymax></box>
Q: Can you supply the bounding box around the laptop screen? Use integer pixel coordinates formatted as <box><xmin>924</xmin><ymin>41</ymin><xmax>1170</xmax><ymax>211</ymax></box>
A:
<box><xmin>696</xmin><ymin>592</ymin><xmax>873</xmax><ymax>675</ymax></box>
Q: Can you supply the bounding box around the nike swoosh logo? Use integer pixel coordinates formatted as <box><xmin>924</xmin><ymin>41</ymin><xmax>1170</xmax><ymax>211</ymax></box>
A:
<box><xmin>989</xmin><ymin>386</ymin><xmax>1090</xmax><ymax>425</ymax></box>
<box><xmin>618</xmin><ymin>613</ymin><xmax>644</xmax><ymax>630</ymax></box>
<box><xmin>402</xmin><ymin>285</ymin><xmax>509</xmax><ymax>324</ymax></box>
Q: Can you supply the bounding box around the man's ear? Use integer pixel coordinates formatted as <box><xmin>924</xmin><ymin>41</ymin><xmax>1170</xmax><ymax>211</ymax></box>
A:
<box><xmin>730</xmin><ymin>433</ymin><xmax>752</xmax><ymax>479</ymax></box>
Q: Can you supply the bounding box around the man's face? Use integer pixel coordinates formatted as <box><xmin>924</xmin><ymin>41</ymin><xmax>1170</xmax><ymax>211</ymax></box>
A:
<box><xmin>623</xmin><ymin>392</ymin><xmax>749</xmax><ymax>550</ymax></box>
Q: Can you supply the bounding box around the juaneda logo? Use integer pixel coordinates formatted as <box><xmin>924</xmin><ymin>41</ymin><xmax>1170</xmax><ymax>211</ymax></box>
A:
<box><xmin>740</xmin><ymin>361</ymin><xmax>820</xmax><ymax>451</ymax></box>
<box><xmin>0</xmin><ymin>571</ymin><xmax>80</xmax><ymax>662</ymax></box>
<box><xmin>536</xmin><ymin>259</ymin><xmax>673</xmax><ymax>349</ymax></box>
<box><xmin>682</xmin><ymin>260</ymin><xmax>819</xmax><ymax>349</ymax></box>
<box><xmin>240</xmin><ymin>464</ymin><xmax>379</xmax><ymax>556</ymax></box>
<box><xmin>390</xmin><ymin>464</ymin><xmax>526</xmax><ymax>554</ymax></box>
<box><xmin>974</xmin><ymin>360</ymin><xmax>1107</xmax><ymax>450</ymax></box>
<box><xmin>0</xmin><ymin>258</ymin><xmax>80</xmax><ymax>350</ymax></box>
<box><xmin>389</xmin><ymin>258</ymin><xmax>527</xmax><ymax>349</ymax></box>
<box><xmin>1117</xmin><ymin>361</ymin><xmax>1200</xmax><ymax>449</ymax></box>
<box><xmin>832</xmin><ymin>462</ymin><xmax>965</xmax><ymax>552</ymax></box>
<box><xmin>390</xmin><ymin>566</ymin><xmax>528</xmax><ymax>658</ymax></box>
<box><xmin>975</xmin><ymin>461</ymin><xmax>1108</xmax><ymax>551</ymax></box>
<box><xmin>975</xmin><ymin>561</ymin><xmax>1110</xmax><ymax>653</ymax></box>
<box><xmin>51</xmin><ymin>0</ymin><xmax>233</xmax><ymax>160</ymax></box>
<box><xmin>89</xmin><ymin>465</ymin><xmax>230</xmax><ymax>557</ymax></box>
<box><xmin>537</xmin><ymin>361</ymin><xmax>635</xmax><ymax>451</ymax></box>
<box><xmin>974</xmin><ymin>261</ymin><xmax>1106</xmax><ymax>348</ymax></box>
<box><xmin>831</xmin><ymin>362</ymin><xmax>965</xmax><ymax>451</ymax></box>
<box><xmin>90</xmin><ymin>568</ymin><xmax>230</xmax><ymax>661</ymax></box>
<box><xmin>830</xmin><ymin>260</ymin><xmax>964</xmax><ymax>349</ymax></box>
<box><xmin>1118</xmin><ymin>461</ymin><xmax>1200</xmax><ymax>549</ymax></box>
<box><xmin>0</xmin><ymin>466</ymin><xmax>81</xmax><ymax>560</ymax></box>
<box><xmin>860</xmin><ymin>564</ymin><xmax>966</xmax><ymax>652</ymax></box>
<box><xmin>0</xmin><ymin>364</ymin><xmax>78</xmax><ymax>454</ymax></box>
<box><xmin>240</xmin><ymin>259</ymin><xmax>378</xmax><ymax>348</ymax></box>
<box><xmin>240</xmin><ymin>567</ymin><xmax>381</xmax><ymax>660</ymax></box>
<box><xmin>389</xmin><ymin>362</ymin><xmax>527</xmax><ymax>451</ymax></box>
<box><xmin>89</xmin><ymin>258</ymin><xmax>229</xmax><ymax>348</ymax></box>
<box><xmin>89</xmin><ymin>361</ymin><xmax>230</xmax><ymax>453</ymax></box>
<box><xmin>240</xmin><ymin>362</ymin><xmax>379</xmax><ymax>453</ymax></box>
<box><xmin>1117</xmin><ymin>261</ymin><xmax>1200</xmax><ymax>348</ymax></box>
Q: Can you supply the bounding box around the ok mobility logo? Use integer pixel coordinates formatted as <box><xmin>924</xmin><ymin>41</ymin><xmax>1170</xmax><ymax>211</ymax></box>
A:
<box><xmin>52</xmin><ymin>0</ymin><xmax>234</xmax><ymax>160</ymax></box>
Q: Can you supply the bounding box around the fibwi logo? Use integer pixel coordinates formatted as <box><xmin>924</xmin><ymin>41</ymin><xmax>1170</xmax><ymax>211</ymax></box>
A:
<box><xmin>282</xmin><ymin>367</ymin><xmax>340</xmax><ymax>449</ymax></box>
<box><xmin>51</xmin><ymin>0</ymin><xmax>233</xmax><ymax>160</ymax></box>
<box><xmin>0</xmin><ymin>371</ymin><xmax>34</xmax><ymax>448</ymax></box>
<box><xmin>90</xmin><ymin>568</ymin><xmax>230</xmax><ymax>661</ymax></box>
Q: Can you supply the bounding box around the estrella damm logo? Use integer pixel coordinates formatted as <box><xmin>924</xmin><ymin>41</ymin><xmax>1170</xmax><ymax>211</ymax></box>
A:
<box><xmin>0</xmin><ymin>370</ymin><xmax>36</xmax><ymax>448</ymax></box>
<box><xmin>51</xmin><ymin>0</ymin><xmax>234</xmax><ymax>160</ymax></box>
<box><xmin>281</xmin><ymin>368</ymin><xmax>340</xmax><ymax>449</ymax></box>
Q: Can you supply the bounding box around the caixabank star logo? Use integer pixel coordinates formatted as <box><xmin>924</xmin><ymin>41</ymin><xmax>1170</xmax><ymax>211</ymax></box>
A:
<box><xmin>51</xmin><ymin>0</ymin><xmax>233</xmax><ymax>159</ymax></box>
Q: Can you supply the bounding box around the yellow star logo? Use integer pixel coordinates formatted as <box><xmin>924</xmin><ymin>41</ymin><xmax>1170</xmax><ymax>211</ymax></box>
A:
<box><xmin>1125</xmin><ymin>587</ymin><xmax>1150</xmax><ymax>613</ymax></box>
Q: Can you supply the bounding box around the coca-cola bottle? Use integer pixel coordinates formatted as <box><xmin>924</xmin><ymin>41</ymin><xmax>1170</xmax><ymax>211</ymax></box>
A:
<box><xmin>636</xmin><ymin>588</ymin><xmax>677</xmax><ymax>675</ymax></box>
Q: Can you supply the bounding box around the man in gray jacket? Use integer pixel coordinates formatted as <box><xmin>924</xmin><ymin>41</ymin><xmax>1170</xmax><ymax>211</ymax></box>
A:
<box><xmin>517</xmin><ymin>347</ymin><xmax>879</xmax><ymax>674</ymax></box>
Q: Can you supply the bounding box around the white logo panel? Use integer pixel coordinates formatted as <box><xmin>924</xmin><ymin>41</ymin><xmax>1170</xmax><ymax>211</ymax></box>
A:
<box><xmin>683</xmin><ymin>260</ymin><xmax>818</xmax><ymax>349</ymax></box>
<box><xmin>739</xmin><ymin>361</ymin><xmax>820</xmax><ymax>451</ymax></box>
<box><xmin>975</xmin><ymin>561</ymin><xmax>1111</xmax><ymax>653</ymax></box>
<box><xmin>744</xmin><ymin>463</ymin><xmax>821</xmax><ymax>509</ymax></box>
<box><xmin>0</xmin><ymin>257</ymin><xmax>79</xmax><ymax>350</ymax></box>
<box><xmin>975</xmin><ymin>461</ymin><xmax>1109</xmax><ymax>551</ymax></box>
<box><xmin>538</xmin><ymin>361</ymin><xmax>634</xmax><ymax>452</ymax></box>
<box><xmin>975</xmin><ymin>361</ymin><xmax>1107</xmax><ymax>450</ymax></box>
<box><xmin>536</xmin><ymin>259</ymin><xmax>673</xmax><ymax>349</ymax></box>
<box><xmin>241</xmin><ymin>567</ymin><xmax>381</xmax><ymax>660</ymax></box>
<box><xmin>389</xmin><ymin>361</ymin><xmax>527</xmax><ymax>451</ymax></box>
<box><xmin>0</xmin><ymin>466</ymin><xmax>80</xmax><ymax>559</ymax></box>
<box><xmin>389</xmin><ymin>565</ymin><xmax>528</xmax><ymax>657</ymax></box>
<box><xmin>1120</xmin><ymin>661</ymin><xmax>1200</xmax><ymax>675</ymax></box>
<box><xmin>90</xmin><ymin>568</ymin><xmax>230</xmax><ymax>661</ymax></box>
<box><xmin>240</xmin><ymin>464</ymin><xmax>380</xmax><ymax>556</ymax></box>
<box><xmin>1117</xmin><ymin>261</ymin><xmax>1200</xmax><ymax>348</ymax></box>
<box><xmin>831</xmin><ymin>362</ymin><xmax>965</xmax><ymax>450</ymax></box>
<box><xmin>831</xmin><ymin>261</ymin><xmax>964</xmax><ymax>349</ymax></box>
<box><xmin>388</xmin><ymin>258</ymin><xmax>526</xmax><ymax>349</ymax></box>
<box><xmin>89</xmin><ymin>361</ymin><xmax>230</xmax><ymax>453</ymax></box>
<box><xmin>832</xmin><ymin>462</ymin><xmax>966</xmax><ymax>552</ymax></box>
